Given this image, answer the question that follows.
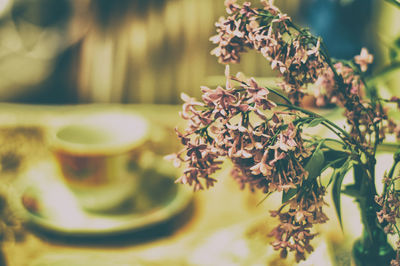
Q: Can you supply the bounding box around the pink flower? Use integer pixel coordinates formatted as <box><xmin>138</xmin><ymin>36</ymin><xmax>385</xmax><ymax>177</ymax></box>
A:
<box><xmin>171</xmin><ymin>1</ymin><xmax>391</xmax><ymax>263</ymax></box>
<box><xmin>270</xmin><ymin>123</ymin><xmax>297</xmax><ymax>152</ymax></box>
<box><xmin>240</xmin><ymin>2</ymin><xmax>258</xmax><ymax>17</ymax></box>
<box><xmin>268</xmin><ymin>149</ymin><xmax>286</xmax><ymax>165</ymax></box>
<box><xmin>306</xmin><ymin>38</ymin><xmax>320</xmax><ymax>56</ymax></box>
<box><xmin>232</xmin><ymin>148</ymin><xmax>253</xmax><ymax>158</ymax></box>
<box><xmin>246</xmin><ymin>78</ymin><xmax>277</xmax><ymax>110</ymax></box>
<box><xmin>175</xmin><ymin>128</ymin><xmax>189</xmax><ymax>145</ymax></box>
<box><xmin>354</xmin><ymin>48</ymin><xmax>373</xmax><ymax>72</ymax></box>
<box><xmin>224</xmin><ymin>0</ymin><xmax>240</xmax><ymax>14</ymax></box>
<box><xmin>250</xmin><ymin>161</ymin><xmax>272</xmax><ymax>176</ymax></box>
<box><xmin>164</xmin><ymin>153</ymin><xmax>182</xmax><ymax>168</ymax></box>
<box><xmin>180</xmin><ymin>93</ymin><xmax>204</xmax><ymax>120</ymax></box>
<box><xmin>272</xmin><ymin>13</ymin><xmax>291</xmax><ymax>24</ymax></box>
<box><xmin>250</xmin><ymin>150</ymin><xmax>272</xmax><ymax>175</ymax></box>
<box><xmin>260</xmin><ymin>0</ymin><xmax>280</xmax><ymax>15</ymax></box>
<box><xmin>391</xmin><ymin>259</ymin><xmax>400</xmax><ymax>266</ymax></box>
<box><xmin>201</xmin><ymin>86</ymin><xmax>236</xmax><ymax>111</ymax></box>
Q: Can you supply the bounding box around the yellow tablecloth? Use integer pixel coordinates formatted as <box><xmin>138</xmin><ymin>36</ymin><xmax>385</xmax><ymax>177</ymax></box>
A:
<box><xmin>0</xmin><ymin>103</ymin><xmax>357</xmax><ymax>266</ymax></box>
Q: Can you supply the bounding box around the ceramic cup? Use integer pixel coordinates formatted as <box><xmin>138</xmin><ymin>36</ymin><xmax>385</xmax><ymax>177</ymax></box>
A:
<box><xmin>49</xmin><ymin>112</ymin><xmax>148</xmax><ymax>212</ymax></box>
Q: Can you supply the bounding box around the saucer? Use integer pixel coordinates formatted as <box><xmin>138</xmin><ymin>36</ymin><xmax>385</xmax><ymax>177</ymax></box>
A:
<box><xmin>20</xmin><ymin>160</ymin><xmax>192</xmax><ymax>236</ymax></box>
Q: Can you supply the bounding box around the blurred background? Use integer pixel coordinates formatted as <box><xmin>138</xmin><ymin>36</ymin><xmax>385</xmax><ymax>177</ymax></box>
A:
<box><xmin>0</xmin><ymin>1</ymin><xmax>399</xmax><ymax>265</ymax></box>
<box><xmin>0</xmin><ymin>0</ymin><xmax>398</xmax><ymax>104</ymax></box>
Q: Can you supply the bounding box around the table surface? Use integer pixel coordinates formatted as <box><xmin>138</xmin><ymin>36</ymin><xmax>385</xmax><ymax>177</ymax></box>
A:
<box><xmin>0</xmin><ymin>103</ymin><xmax>367</xmax><ymax>266</ymax></box>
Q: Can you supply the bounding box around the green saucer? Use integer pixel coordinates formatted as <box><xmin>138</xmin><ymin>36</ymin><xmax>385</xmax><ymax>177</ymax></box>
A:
<box><xmin>20</xmin><ymin>160</ymin><xmax>192</xmax><ymax>236</ymax></box>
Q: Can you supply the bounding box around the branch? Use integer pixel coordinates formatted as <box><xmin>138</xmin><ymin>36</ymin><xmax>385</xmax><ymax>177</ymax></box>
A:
<box><xmin>385</xmin><ymin>0</ymin><xmax>400</xmax><ymax>8</ymax></box>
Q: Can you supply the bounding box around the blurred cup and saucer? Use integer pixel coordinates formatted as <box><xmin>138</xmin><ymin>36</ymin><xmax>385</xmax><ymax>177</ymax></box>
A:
<box><xmin>20</xmin><ymin>110</ymin><xmax>192</xmax><ymax>236</ymax></box>
<box><xmin>48</xmin><ymin>112</ymin><xmax>148</xmax><ymax>213</ymax></box>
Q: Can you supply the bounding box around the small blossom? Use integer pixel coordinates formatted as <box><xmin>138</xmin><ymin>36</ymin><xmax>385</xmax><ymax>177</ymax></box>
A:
<box><xmin>246</xmin><ymin>78</ymin><xmax>277</xmax><ymax>110</ymax></box>
<box><xmin>306</xmin><ymin>39</ymin><xmax>320</xmax><ymax>56</ymax></box>
<box><xmin>272</xmin><ymin>13</ymin><xmax>291</xmax><ymax>23</ymax></box>
<box><xmin>201</xmin><ymin>86</ymin><xmax>236</xmax><ymax>111</ymax></box>
<box><xmin>250</xmin><ymin>150</ymin><xmax>272</xmax><ymax>175</ymax></box>
<box><xmin>391</xmin><ymin>259</ymin><xmax>400</xmax><ymax>266</ymax></box>
<box><xmin>224</xmin><ymin>0</ymin><xmax>240</xmax><ymax>14</ymax></box>
<box><xmin>354</xmin><ymin>47</ymin><xmax>373</xmax><ymax>72</ymax></box>
<box><xmin>164</xmin><ymin>153</ymin><xmax>182</xmax><ymax>168</ymax></box>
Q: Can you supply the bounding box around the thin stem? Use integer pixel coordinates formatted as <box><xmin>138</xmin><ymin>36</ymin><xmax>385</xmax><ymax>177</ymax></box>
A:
<box><xmin>277</xmin><ymin>102</ymin><xmax>373</xmax><ymax>172</ymax></box>
<box><xmin>267</xmin><ymin>87</ymin><xmax>292</xmax><ymax>105</ymax></box>
<box><xmin>277</xmin><ymin>103</ymin><xmax>352</xmax><ymax>141</ymax></box>
<box><xmin>383</xmin><ymin>156</ymin><xmax>400</xmax><ymax>194</ymax></box>
<box><xmin>322</xmin><ymin>52</ymin><xmax>379</xmax><ymax>159</ymax></box>
<box><xmin>388</xmin><ymin>160</ymin><xmax>400</xmax><ymax>180</ymax></box>
<box><xmin>320</xmin><ymin>121</ymin><xmax>348</xmax><ymax>144</ymax></box>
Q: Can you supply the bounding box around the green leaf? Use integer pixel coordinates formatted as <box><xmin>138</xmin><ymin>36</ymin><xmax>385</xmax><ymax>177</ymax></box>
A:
<box><xmin>332</xmin><ymin>159</ymin><xmax>352</xmax><ymax>231</ymax></box>
<box><xmin>353</xmin><ymin>163</ymin><xmax>364</xmax><ymax>189</ymax></box>
<box><xmin>342</xmin><ymin>184</ymin><xmax>362</xmax><ymax>199</ymax></box>
<box><xmin>385</xmin><ymin>0</ymin><xmax>400</xmax><ymax>10</ymax></box>
<box><xmin>322</xmin><ymin>157</ymin><xmax>347</xmax><ymax>172</ymax></box>
<box><xmin>282</xmin><ymin>187</ymin><xmax>298</xmax><ymax>204</ymax></box>
<box><xmin>307</xmin><ymin>117</ymin><xmax>325</xmax><ymax>128</ymax></box>
<box><xmin>304</xmin><ymin>148</ymin><xmax>325</xmax><ymax>181</ymax></box>
<box><xmin>326</xmin><ymin>169</ymin><xmax>336</xmax><ymax>188</ymax></box>
<box><xmin>323</xmin><ymin>149</ymin><xmax>349</xmax><ymax>169</ymax></box>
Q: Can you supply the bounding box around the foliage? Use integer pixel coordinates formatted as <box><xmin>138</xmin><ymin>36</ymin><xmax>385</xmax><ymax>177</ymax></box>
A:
<box><xmin>167</xmin><ymin>0</ymin><xmax>400</xmax><ymax>264</ymax></box>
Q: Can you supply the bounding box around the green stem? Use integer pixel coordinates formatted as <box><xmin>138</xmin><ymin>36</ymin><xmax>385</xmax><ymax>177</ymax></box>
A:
<box><xmin>266</xmin><ymin>88</ymin><xmax>351</xmax><ymax>145</ymax></box>
<box><xmin>388</xmin><ymin>158</ymin><xmax>399</xmax><ymax>180</ymax></box>
<box><xmin>322</xmin><ymin>54</ymin><xmax>379</xmax><ymax>160</ymax></box>
<box><xmin>385</xmin><ymin>0</ymin><xmax>400</xmax><ymax>8</ymax></box>
<box><xmin>277</xmin><ymin>103</ymin><xmax>373</xmax><ymax>173</ymax></box>
<box><xmin>267</xmin><ymin>87</ymin><xmax>292</xmax><ymax>105</ymax></box>
<box><xmin>383</xmin><ymin>155</ymin><xmax>400</xmax><ymax>194</ymax></box>
<box><xmin>277</xmin><ymin>103</ymin><xmax>352</xmax><ymax>141</ymax></box>
<box><xmin>356</xmin><ymin>163</ymin><xmax>379</xmax><ymax>244</ymax></box>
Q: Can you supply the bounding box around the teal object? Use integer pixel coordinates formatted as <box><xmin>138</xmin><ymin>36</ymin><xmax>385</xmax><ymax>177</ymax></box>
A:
<box><xmin>352</xmin><ymin>228</ymin><xmax>395</xmax><ymax>265</ymax></box>
<box><xmin>352</xmin><ymin>200</ymin><xmax>395</xmax><ymax>265</ymax></box>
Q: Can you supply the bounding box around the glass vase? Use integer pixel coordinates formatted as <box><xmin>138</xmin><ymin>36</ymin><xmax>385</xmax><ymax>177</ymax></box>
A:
<box><xmin>352</xmin><ymin>205</ymin><xmax>395</xmax><ymax>265</ymax></box>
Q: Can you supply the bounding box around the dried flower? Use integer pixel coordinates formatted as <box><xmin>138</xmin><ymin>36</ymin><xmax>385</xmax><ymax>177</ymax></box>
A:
<box><xmin>269</xmin><ymin>184</ymin><xmax>327</xmax><ymax>262</ymax></box>
<box><xmin>169</xmin><ymin>0</ymin><xmax>400</xmax><ymax>263</ymax></box>
<box><xmin>354</xmin><ymin>48</ymin><xmax>373</xmax><ymax>72</ymax></box>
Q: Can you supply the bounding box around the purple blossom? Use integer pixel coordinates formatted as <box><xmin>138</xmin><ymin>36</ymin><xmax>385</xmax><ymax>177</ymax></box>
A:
<box><xmin>354</xmin><ymin>48</ymin><xmax>373</xmax><ymax>72</ymax></box>
<box><xmin>169</xmin><ymin>0</ymin><xmax>400</xmax><ymax>263</ymax></box>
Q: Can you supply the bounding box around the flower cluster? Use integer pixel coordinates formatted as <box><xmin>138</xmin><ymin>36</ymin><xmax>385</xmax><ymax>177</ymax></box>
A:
<box><xmin>313</xmin><ymin>56</ymin><xmax>392</xmax><ymax>157</ymax></box>
<box><xmin>376</xmin><ymin>180</ymin><xmax>400</xmax><ymax>234</ymax></box>
<box><xmin>269</xmin><ymin>184</ymin><xmax>328</xmax><ymax>262</ymax></box>
<box><xmin>376</xmin><ymin>173</ymin><xmax>400</xmax><ymax>266</ymax></box>
<box><xmin>167</xmin><ymin>63</ymin><xmax>329</xmax><ymax>261</ymax></box>
<box><xmin>169</xmin><ymin>0</ymin><xmax>400</xmax><ymax>263</ymax></box>
<box><xmin>211</xmin><ymin>0</ymin><xmax>326</xmax><ymax>105</ymax></box>
<box><xmin>211</xmin><ymin>0</ymin><xmax>395</xmax><ymax>154</ymax></box>
<box><xmin>168</xmin><ymin>66</ymin><xmax>314</xmax><ymax>193</ymax></box>
<box><xmin>313</xmin><ymin>61</ymin><xmax>366</xmax><ymax>107</ymax></box>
